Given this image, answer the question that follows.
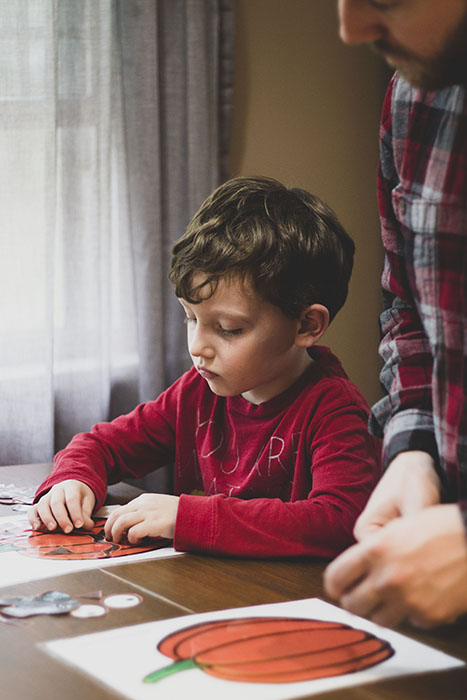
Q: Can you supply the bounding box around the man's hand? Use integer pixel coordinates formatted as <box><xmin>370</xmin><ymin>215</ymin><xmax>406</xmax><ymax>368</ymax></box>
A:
<box><xmin>353</xmin><ymin>450</ymin><xmax>441</xmax><ymax>541</ymax></box>
<box><xmin>28</xmin><ymin>480</ymin><xmax>96</xmax><ymax>533</ymax></box>
<box><xmin>104</xmin><ymin>493</ymin><xmax>179</xmax><ymax>543</ymax></box>
<box><xmin>324</xmin><ymin>503</ymin><xmax>467</xmax><ymax>628</ymax></box>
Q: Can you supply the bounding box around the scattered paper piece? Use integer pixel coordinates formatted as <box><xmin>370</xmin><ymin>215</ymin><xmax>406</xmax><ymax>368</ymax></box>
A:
<box><xmin>71</xmin><ymin>605</ymin><xmax>108</xmax><ymax>619</ymax></box>
<box><xmin>0</xmin><ymin>591</ymin><xmax>79</xmax><ymax>618</ymax></box>
<box><xmin>103</xmin><ymin>594</ymin><xmax>142</xmax><ymax>609</ymax></box>
<box><xmin>0</xmin><ymin>482</ymin><xmax>35</xmax><ymax>506</ymax></box>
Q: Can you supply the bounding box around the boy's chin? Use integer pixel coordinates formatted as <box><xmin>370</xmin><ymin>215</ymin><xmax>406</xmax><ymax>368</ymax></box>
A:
<box><xmin>205</xmin><ymin>380</ymin><xmax>243</xmax><ymax>399</ymax></box>
<box><xmin>208</xmin><ymin>387</ymin><xmax>238</xmax><ymax>398</ymax></box>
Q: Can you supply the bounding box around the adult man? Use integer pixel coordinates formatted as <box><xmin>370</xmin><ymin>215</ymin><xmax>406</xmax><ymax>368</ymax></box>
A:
<box><xmin>324</xmin><ymin>0</ymin><xmax>467</xmax><ymax>628</ymax></box>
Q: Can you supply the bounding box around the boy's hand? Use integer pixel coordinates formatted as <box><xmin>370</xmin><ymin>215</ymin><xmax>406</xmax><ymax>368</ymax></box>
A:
<box><xmin>104</xmin><ymin>493</ymin><xmax>179</xmax><ymax>543</ymax></box>
<box><xmin>353</xmin><ymin>450</ymin><xmax>441</xmax><ymax>541</ymax></box>
<box><xmin>28</xmin><ymin>480</ymin><xmax>96</xmax><ymax>533</ymax></box>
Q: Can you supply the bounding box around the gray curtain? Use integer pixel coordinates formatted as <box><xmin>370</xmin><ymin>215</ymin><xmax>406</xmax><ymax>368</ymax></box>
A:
<box><xmin>0</xmin><ymin>0</ymin><xmax>234</xmax><ymax>480</ymax></box>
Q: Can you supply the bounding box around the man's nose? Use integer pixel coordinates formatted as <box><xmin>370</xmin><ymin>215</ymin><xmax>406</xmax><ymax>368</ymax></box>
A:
<box><xmin>338</xmin><ymin>0</ymin><xmax>386</xmax><ymax>46</ymax></box>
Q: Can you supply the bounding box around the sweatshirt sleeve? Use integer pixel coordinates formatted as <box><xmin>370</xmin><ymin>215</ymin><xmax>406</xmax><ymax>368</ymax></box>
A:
<box><xmin>174</xmin><ymin>386</ymin><xmax>380</xmax><ymax>559</ymax></box>
<box><xmin>34</xmin><ymin>400</ymin><xmax>176</xmax><ymax>510</ymax></box>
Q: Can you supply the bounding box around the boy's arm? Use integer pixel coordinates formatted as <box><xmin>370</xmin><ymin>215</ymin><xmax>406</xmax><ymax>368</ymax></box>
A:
<box><xmin>34</xmin><ymin>401</ymin><xmax>176</xmax><ymax>511</ymax></box>
<box><xmin>172</xmin><ymin>396</ymin><xmax>380</xmax><ymax>558</ymax></box>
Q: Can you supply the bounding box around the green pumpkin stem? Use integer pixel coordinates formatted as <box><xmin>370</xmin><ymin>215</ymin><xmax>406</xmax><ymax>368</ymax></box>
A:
<box><xmin>143</xmin><ymin>658</ymin><xmax>203</xmax><ymax>683</ymax></box>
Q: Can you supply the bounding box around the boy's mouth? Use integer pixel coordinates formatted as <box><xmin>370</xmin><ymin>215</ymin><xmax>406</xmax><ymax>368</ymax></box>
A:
<box><xmin>197</xmin><ymin>366</ymin><xmax>219</xmax><ymax>380</ymax></box>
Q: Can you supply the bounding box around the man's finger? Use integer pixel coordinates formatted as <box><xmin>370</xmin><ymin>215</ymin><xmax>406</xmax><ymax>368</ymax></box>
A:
<box><xmin>323</xmin><ymin>541</ymin><xmax>370</xmax><ymax>599</ymax></box>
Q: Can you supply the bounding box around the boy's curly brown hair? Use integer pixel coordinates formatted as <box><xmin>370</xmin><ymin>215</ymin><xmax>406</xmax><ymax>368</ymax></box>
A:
<box><xmin>169</xmin><ymin>176</ymin><xmax>354</xmax><ymax>322</ymax></box>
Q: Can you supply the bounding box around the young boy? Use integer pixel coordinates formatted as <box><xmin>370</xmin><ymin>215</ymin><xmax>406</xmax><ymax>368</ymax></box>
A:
<box><xmin>29</xmin><ymin>176</ymin><xmax>380</xmax><ymax>558</ymax></box>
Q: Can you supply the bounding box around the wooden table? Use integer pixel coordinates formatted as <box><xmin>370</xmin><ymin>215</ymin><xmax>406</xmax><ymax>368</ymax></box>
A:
<box><xmin>1</xmin><ymin>463</ymin><xmax>466</xmax><ymax>699</ymax></box>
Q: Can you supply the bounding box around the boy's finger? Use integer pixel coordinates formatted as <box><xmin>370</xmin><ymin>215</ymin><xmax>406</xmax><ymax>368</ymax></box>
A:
<box><xmin>63</xmin><ymin>492</ymin><xmax>86</xmax><ymax>530</ymax></box>
<box><xmin>82</xmin><ymin>499</ymin><xmax>95</xmax><ymax>530</ymax></box>
<box><xmin>81</xmin><ymin>513</ymin><xmax>96</xmax><ymax>530</ymax></box>
<box><xmin>107</xmin><ymin>512</ymin><xmax>139</xmax><ymax>543</ymax></box>
<box><xmin>66</xmin><ymin>484</ymin><xmax>97</xmax><ymax>530</ymax></box>
<box><xmin>63</xmin><ymin>488</ymin><xmax>96</xmax><ymax>530</ymax></box>
<box><xmin>126</xmin><ymin>522</ymin><xmax>147</xmax><ymax>544</ymax></box>
<box><xmin>104</xmin><ymin>511</ymin><xmax>119</xmax><ymax>539</ymax></box>
<box><xmin>106</xmin><ymin>514</ymin><xmax>126</xmax><ymax>542</ymax></box>
<box><xmin>48</xmin><ymin>499</ymin><xmax>74</xmax><ymax>533</ymax></box>
<box><xmin>35</xmin><ymin>500</ymin><xmax>59</xmax><ymax>531</ymax></box>
<box><xmin>28</xmin><ymin>505</ymin><xmax>44</xmax><ymax>530</ymax></box>
<box><xmin>104</xmin><ymin>505</ymin><xmax>128</xmax><ymax>539</ymax></box>
<box><xmin>81</xmin><ymin>494</ymin><xmax>96</xmax><ymax>529</ymax></box>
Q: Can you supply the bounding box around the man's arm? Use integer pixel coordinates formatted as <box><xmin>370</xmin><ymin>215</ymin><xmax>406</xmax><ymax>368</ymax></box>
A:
<box><xmin>324</xmin><ymin>77</ymin><xmax>467</xmax><ymax>628</ymax></box>
<box><xmin>369</xmin><ymin>76</ymin><xmax>439</xmax><ymax>472</ymax></box>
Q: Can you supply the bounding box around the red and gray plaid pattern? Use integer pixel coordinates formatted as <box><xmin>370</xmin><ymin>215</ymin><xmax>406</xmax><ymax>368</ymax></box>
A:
<box><xmin>369</xmin><ymin>75</ymin><xmax>467</xmax><ymax>522</ymax></box>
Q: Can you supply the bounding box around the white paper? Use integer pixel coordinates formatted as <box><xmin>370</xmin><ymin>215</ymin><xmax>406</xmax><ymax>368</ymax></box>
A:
<box><xmin>41</xmin><ymin>598</ymin><xmax>464</xmax><ymax>700</ymax></box>
<box><xmin>0</xmin><ymin>514</ymin><xmax>182</xmax><ymax>589</ymax></box>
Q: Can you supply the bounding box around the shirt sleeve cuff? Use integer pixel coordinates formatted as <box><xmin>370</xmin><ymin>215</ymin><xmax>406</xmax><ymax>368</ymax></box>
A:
<box><xmin>173</xmin><ymin>493</ymin><xmax>217</xmax><ymax>553</ymax></box>
<box><xmin>383</xmin><ymin>429</ymin><xmax>439</xmax><ymax>469</ymax></box>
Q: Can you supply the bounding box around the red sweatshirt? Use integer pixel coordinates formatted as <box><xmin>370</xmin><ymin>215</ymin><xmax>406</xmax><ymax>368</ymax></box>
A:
<box><xmin>36</xmin><ymin>346</ymin><xmax>380</xmax><ymax>558</ymax></box>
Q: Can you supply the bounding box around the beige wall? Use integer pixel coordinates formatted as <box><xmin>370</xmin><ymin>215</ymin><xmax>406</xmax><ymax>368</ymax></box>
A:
<box><xmin>229</xmin><ymin>0</ymin><xmax>391</xmax><ymax>405</ymax></box>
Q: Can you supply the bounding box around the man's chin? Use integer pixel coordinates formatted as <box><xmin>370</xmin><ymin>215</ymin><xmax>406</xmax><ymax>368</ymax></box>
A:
<box><xmin>378</xmin><ymin>55</ymin><xmax>460</xmax><ymax>90</ymax></box>
<box><xmin>394</xmin><ymin>64</ymin><xmax>444</xmax><ymax>91</ymax></box>
<box><xmin>371</xmin><ymin>43</ymin><xmax>466</xmax><ymax>90</ymax></box>
<box><xmin>378</xmin><ymin>51</ymin><xmax>467</xmax><ymax>90</ymax></box>
<box><xmin>397</xmin><ymin>63</ymin><xmax>466</xmax><ymax>90</ymax></box>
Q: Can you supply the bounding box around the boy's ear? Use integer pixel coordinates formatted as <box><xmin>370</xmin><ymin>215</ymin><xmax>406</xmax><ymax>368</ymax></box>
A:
<box><xmin>295</xmin><ymin>304</ymin><xmax>329</xmax><ymax>348</ymax></box>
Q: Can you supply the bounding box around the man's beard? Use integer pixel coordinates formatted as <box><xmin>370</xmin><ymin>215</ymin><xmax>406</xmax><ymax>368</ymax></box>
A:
<box><xmin>371</xmin><ymin>11</ymin><xmax>467</xmax><ymax>90</ymax></box>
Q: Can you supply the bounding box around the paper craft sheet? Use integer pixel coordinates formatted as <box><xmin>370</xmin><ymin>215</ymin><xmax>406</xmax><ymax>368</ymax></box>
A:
<box><xmin>0</xmin><ymin>514</ymin><xmax>181</xmax><ymax>589</ymax></box>
<box><xmin>42</xmin><ymin>597</ymin><xmax>464</xmax><ymax>700</ymax></box>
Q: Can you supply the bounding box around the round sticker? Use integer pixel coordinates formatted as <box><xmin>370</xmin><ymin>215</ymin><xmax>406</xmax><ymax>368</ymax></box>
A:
<box><xmin>71</xmin><ymin>604</ymin><xmax>107</xmax><ymax>618</ymax></box>
<box><xmin>102</xmin><ymin>594</ymin><xmax>142</xmax><ymax>609</ymax></box>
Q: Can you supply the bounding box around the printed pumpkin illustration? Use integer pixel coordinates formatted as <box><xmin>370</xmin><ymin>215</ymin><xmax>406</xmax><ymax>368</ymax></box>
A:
<box><xmin>8</xmin><ymin>519</ymin><xmax>168</xmax><ymax>560</ymax></box>
<box><xmin>144</xmin><ymin>616</ymin><xmax>394</xmax><ymax>684</ymax></box>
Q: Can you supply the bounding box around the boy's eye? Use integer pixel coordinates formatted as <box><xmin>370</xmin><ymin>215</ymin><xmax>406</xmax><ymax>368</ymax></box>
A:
<box><xmin>217</xmin><ymin>325</ymin><xmax>242</xmax><ymax>338</ymax></box>
<box><xmin>369</xmin><ymin>0</ymin><xmax>400</xmax><ymax>9</ymax></box>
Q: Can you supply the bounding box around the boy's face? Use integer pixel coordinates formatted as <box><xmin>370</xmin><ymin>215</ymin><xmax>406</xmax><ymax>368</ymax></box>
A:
<box><xmin>179</xmin><ymin>274</ymin><xmax>312</xmax><ymax>405</ymax></box>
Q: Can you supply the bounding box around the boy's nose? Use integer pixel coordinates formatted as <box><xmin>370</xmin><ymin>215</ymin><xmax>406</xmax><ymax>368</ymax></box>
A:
<box><xmin>338</xmin><ymin>0</ymin><xmax>386</xmax><ymax>46</ymax></box>
<box><xmin>188</xmin><ymin>326</ymin><xmax>214</xmax><ymax>359</ymax></box>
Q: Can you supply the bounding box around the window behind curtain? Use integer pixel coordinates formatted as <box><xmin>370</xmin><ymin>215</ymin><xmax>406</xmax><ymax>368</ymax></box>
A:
<box><xmin>0</xmin><ymin>0</ymin><xmax>234</xmax><ymax>471</ymax></box>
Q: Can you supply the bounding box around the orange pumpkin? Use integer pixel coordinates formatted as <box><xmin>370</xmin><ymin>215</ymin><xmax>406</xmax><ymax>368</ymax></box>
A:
<box><xmin>144</xmin><ymin>616</ymin><xmax>394</xmax><ymax>684</ymax></box>
<box><xmin>9</xmin><ymin>519</ymin><xmax>169</xmax><ymax>560</ymax></box>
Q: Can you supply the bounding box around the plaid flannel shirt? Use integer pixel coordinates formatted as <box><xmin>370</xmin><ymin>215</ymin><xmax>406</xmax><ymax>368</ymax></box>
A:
<box><xmin>369</xmin><ymin>74</ymin><xmax>467</xmax><ymax>528</ymax></box>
